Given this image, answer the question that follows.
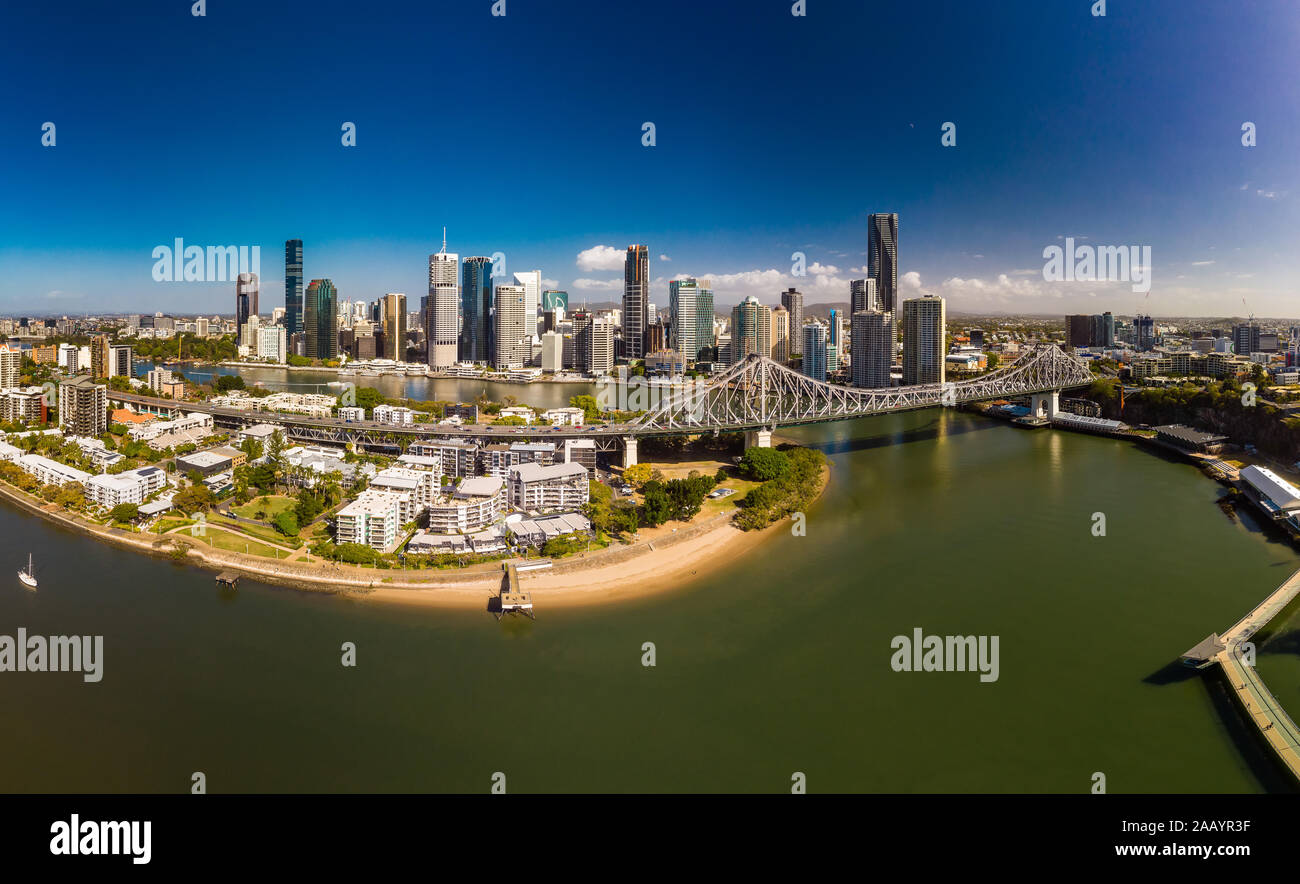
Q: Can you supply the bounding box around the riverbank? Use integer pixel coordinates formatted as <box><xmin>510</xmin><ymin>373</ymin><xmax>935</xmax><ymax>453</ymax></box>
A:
<box><xmin>0</xmin><ymin>456</ymin><xmax>831</xmax><ymax>612</ymax></box>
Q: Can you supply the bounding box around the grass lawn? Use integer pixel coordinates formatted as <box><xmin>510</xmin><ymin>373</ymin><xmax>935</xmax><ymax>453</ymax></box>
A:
<box><xmin>197</xmin><ymin>527</ymin><xmax>293</xmax><ymax>559</ymax></box>
<box><xmin>232</xmin><ymin>495</ymin><xmax>296</xmax><ymax>520</ymax></box>
<box><xmin>702</xmin><ymin>477</ymin><xmax>759</xmax><ymax>514</ymax></box>
<box><xmin>153</xmin><ymin>517</ymin><xmax>195</xmax><ymax>534</ymax></box>
<box><xmin>207</xmin><ymin>512</ymin><xmax>303</xmax><ymax>548</ymax></box>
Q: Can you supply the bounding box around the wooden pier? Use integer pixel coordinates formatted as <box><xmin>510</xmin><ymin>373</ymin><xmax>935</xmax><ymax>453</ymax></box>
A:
<box><xmin>215</xmin><ymin>572</ymin><xmax>240</xmax><ymax>588</ymax></box>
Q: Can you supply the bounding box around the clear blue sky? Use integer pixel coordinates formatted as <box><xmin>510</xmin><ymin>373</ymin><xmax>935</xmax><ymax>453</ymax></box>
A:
<box><xmin>1</xmin><ymin>0</ymin><xmax>1297</xmax><ymax>317</ymax></box>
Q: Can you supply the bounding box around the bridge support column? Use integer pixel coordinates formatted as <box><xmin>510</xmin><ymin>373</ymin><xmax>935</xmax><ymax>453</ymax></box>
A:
<box><xmin>622</xmin><ymin>436</ymin><xmax>638</xmax><ymax>469</ymax></box>
<box><xmin>744</xmin><ymin>428</ymin><xmax>773</xmax><ymax>449</ymax></box>
<box><xmin>1030</xmin><ymin>390</ymin><xmax>1059</xmax><ymax>419</ymax></box>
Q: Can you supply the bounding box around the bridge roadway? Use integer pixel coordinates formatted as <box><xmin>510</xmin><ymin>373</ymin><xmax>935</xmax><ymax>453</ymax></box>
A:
<box><xmin>1185</xmin><ymin>565</ymin><xmax>1300</xmax><ymax>783</ymax></box>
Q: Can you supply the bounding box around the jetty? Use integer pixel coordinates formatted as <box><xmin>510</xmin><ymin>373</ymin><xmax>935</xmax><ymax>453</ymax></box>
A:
<box><xmin>1182</xmin><ymin>564</ymin><xmax>1300</xmax><ymax>783</ymax></box>
<box><xmin>496</xmin><ymin>563</ymin><xmax>535</xmax><ymax>620</ymax></box>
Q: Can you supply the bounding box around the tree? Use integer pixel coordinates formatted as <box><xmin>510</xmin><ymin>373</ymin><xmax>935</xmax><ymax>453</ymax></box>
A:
<box><xmin>584</xmin><ymin>481</ymin><xmax>613</xmax><ymax>533</ymax></box>
<box><xmin>273</xmin><ymin>510</ymin><xmax>300</xmax><ymax>537</ymax></box>
<box><xmin>240</xmin><ymin>437</ymin><xmax>264</xmax><ymax>462</ymax></box>
<box><xmin>622</xmin><ymin>463</ymin><xmax>653</xmax><ymax>488</ymax></box>
<box><xmin>109</xmin><ymin>503</ymin><xmax>140</xmax><ymax>523</ymax></box>
<box><xmin>570</xmin><ymin>394</ymin><xmax>600</xmax><ymax>422</ymax></box>
<box><xmin>641</xmin><ymin>480</ymin><xmax>673</xmax><ymax>527</ymax></box>
<box><xmin>714</xmin><ymin>467</ymin><xmax>729</xmax><ymax>484</ymax></box>
<box><xmin>173</xmin><ymin>485</ymin><xmax>215</xmax><ymax>515</ymax></box>
<box><xmin>611</xmin><ymin>501</ymin><xmax>640</xmax><ymax>535</ymax></box>
<box><xmin>739</xmin><ymin>447</ymin><xmax>790</xmax><ymax>481</ymax></box>
<box><xmin>214</xmin><ymin>374</ymin><xmax>246</xmax><ymax>393</ymax></box>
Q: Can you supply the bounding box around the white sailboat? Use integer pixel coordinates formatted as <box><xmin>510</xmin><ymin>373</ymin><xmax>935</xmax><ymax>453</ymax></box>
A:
<box><xmin>18</xmin><ymin>553</ymin><xmax>37</xmax><ymax>589</ymax></box>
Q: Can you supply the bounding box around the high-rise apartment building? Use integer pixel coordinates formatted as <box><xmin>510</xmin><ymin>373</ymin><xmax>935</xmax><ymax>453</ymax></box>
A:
<box><xmin>427</xmin><ymin>237</ymin><xmax>460</xmax><ymax>369</ymax></box>
<box><xmin>58</xmin><ymin>376</ymin><xmax>107</xmax><ymax>438</ymax></box>
<box><xmin>902</xmin><ymin>295</ymin><xmax>945</xmax><ymax>385</ymax></box>
<box><xmin>730</xmin><ymin>297</ymin><xmax>772</xmax><ymax>364</ymax></box>
<box><xmin>588</xmin><ymin>318</ymin><xmax>615</xmax><ymax>375</ymax></box>
<box><xmin>771</xmin><ymin>306</ymin><xmax>791</xmax><ymax>363</ymax></box>
<box><xmin>493</xmin><ymin>285</ymin><xmax>528</xmax><ymax>369</ymax></box>
<box><xmin>236</xmin><ymin>272</ymin><xmax>259</xmax><ymax>344</ymax></box>
<box><xmin>109</xmin><ymin>345</ymin><xmax>132</xmax><ymax>379</ymax></box>
<box><xmin>803</xmin><ymin>322</ymin><xmax>828</xmax><ymax>382</ymax></box>
<box><xmin>850</xmin><ymin>278</ymin><xmax>879</xmax><ymax>314</ymax></box>
<box><xmin>461</xmin><ymin>256</ymin><xmax>493</xmax><ymax>363</ymax></box>
<box><xmin>380</xmin><ymin>293</ymin><xmax>407</xmax><ymax>361</ymax></box>
<box><xmin>868</xmin><ymin>213</ymin><xmax>899</xmax><ymax>313</ymax></box>
<box><xmin>623</xmin><ymin>245</ymin><xmax>649</xmax><ymax>360</ymax></box>
<box><xmin>780</xmin><ymin>288</ymin><xmax>804</xmax><ymax>351</ymax></box>
<box><xmin>285</xmin><ymin>239</ymin><xmax>303</xmax><ymax>337</ymax></box>
<box><xmin>304</xmin><ymin>279</ymin><xmax>338</xmax><ymax>360</ymax></box>
<box><xmin>89</xmin><ymin>334</ymin><xmax>110</xmax><ymax>380</ymax></box>
<box><xmin>851</xmin><ymin>310</ymin><xmax>894</xmax><ymax>389</ymax></box>
<box><xmin>0</xmin><ymin>345</ymin><xmax>22</xmax><ymax>390</ymax></box>
<box><xmin>513</xmin><ymin>270</ymin><xmax>542</xmax><ymax>341</ymax></box>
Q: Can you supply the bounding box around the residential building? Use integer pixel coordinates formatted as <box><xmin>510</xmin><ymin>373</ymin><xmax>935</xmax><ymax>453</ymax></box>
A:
<box><xmin>868</xmin><ymin>212</ymin><xmax>899</xmax><ymax>313</ymax></box>
<box><xmin>803</xmin><ymin>322</ymin><xmax>828</xmax><ymax>382</ymax></box>
<box><xmin>780</xmin><ymin>288</ymin><xmax>804</xmax><ymax>348</ymax></box>
<box><xmin>493</xmin><ymin>285</ymin><xmax>529</xmax><ymax>369</ymax></box>
<box><xmin>508</xmin><ymin>461</ymin><xmax>590</xmax><ymax>512</ymax></box>
<box><xmin>902</xmin><ymin>295</ymin><xmax>945</xmax><ymax>385</ymax></box>
<box><xmin>460</xmin><ymin>256</ymin><xmax>493</xmax><ymax>363</ymax></box>
<box><xmin>58</xmin><ymin>376</ymin><xmax>107</xmax><ymax>438</ymax></box>
<box><xmin>851</xmin><ymin>310</ymin><xmax>894</xmax><ymax>389</ymax></box>
<box><xmin>304</xmin><ymin>279</ymin><xmax>338</xmax><ymax>360</ymax></box>
<box><xmin>335</xmin><ymin>490</ymin><xmax>405</xmax><ymax>553</ymax></box>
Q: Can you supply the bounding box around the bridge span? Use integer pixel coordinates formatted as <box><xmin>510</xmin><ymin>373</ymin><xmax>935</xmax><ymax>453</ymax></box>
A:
<box><xmin>111</xmin><ymin>344</ymin><xmax>1093</xmax><ymax>463</ymax></box>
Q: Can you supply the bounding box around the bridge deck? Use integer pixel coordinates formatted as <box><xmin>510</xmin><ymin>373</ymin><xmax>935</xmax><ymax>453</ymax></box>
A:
<box><xmin>1217</xmin><ymin>647</ymin><xmax>1300</xmax><ymax>781</ymax></box>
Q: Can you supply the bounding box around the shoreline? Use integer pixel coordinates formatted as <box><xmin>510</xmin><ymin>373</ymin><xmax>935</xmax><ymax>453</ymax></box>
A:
<box><xmin>0</xmin><ymin>456</ymin><xmax>831</xmax><ymax>613</ymax></box>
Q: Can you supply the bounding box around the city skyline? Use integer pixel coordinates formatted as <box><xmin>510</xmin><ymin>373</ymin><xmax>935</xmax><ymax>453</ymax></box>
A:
<box><xmin>1</xmin><ymin>0</ymin><xmax>1297</xmax><ymax>317</ymax></box>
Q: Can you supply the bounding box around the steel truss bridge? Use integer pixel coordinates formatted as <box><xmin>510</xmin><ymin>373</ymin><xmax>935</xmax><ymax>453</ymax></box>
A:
<box><xmin>109</xmin><ymin>345</ymin><xmax>1092</xmax><ymax>455</ymax></box>
<box><xmin>627</xmin><ymin>343</ymin><xmax>1094</xmax><ymax>434</ymax></box>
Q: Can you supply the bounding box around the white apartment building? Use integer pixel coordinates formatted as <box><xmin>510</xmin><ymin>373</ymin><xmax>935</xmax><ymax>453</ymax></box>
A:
<box><xmin>540</xmin><ymin>406</ymin><xmax>584</xmax><ymax>426</ymax></box>
<box><xmin>335</xmin><ymin>489</ymin><xmax>405</xmax><ymax>553</ymax></box>
<box><xmin>16</xmin><ymin>454</ymin><xmax>92</xmax><ymax>488</ymax></box>
<box><xmin>373</xmin><ymin>404</ymin><xmax>416</xmax><ymax>426</ymax></box>
<box><xmin>127</xmin><ymin>411</ymin><xmax>213</xmax><ymax>442</ymax></box>
<box><xmin>508</xmin><ymin>461</ymin><xmax>590</xmax><ymax>512</ymax></box>
<box><xmin>498</xmin><ymin>406</ymin><xmax>535</xmax><ymax>424</ymax></box>
<box><xmin>368</xmin><ymin>467</ymin><xmax>436</xmax><ymax>523</ymax></box>
<box><xmin>0</xmin><ymin>345</ymin><xmax>23</xmax><ymax>390</ymax></box>
<box><xmin>427</xmin><ymin>476</ymin><xmax>504</xmax><ymax>534</ymax></box>
<box><xmin>337</xmin><ymin>406</ymin><xmax>366</xmax><ymax>421</ymax></box>
<box><xmin>87</xmin><ymin>466</ymin><xmax>167</xmax><ymax>509</ymax></box>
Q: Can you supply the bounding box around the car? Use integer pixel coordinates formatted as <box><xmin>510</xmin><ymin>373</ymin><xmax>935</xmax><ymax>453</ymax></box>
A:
<box><xmin>620</xmin><ymin>485</ymin><xmax>634</xmax><ymax>495</ymax></box>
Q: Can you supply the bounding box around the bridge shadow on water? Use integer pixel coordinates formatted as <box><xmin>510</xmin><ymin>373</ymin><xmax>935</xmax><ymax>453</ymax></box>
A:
<box><xmin>808</xmin><ymin>414</ymin><xmax>1001</xmax><ymax>457</ymax></box>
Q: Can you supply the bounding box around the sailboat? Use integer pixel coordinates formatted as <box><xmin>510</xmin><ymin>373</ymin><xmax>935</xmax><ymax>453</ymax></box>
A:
<box><xmin>18</xmin><ymin>553</ymin><xmax>37</xmax><ymax>589</ymax></box>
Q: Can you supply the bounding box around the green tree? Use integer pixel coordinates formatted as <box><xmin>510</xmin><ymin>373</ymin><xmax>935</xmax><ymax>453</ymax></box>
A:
<box><xmin>109</xmin><ymin>502</ymin><xmax>140</xmax><ymax>523</ymax></box>
<box><xmin>738</xmin><ymin>447</ymin><xmax>790</xmax><ymax>481</ymax></box>
<box><xmin>273</xmin><ymin>510</ymin><xmax>300</xmax><ymax>537</ymax></box>
<box><xmin>641</xmin><ymin>481</ymin><xmax>673</xmax><ymax>527</ymax></box>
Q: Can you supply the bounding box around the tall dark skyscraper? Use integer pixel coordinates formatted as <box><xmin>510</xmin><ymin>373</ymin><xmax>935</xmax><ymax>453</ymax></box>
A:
<box><xmin>868</xmin><ymin>213</ymin><xmax>899</xmax><ymax>314</ymax></box>
<box><xmin>304</xmin><ymin>278</ymin><xmax>338</xmax><ymax>360</ymax></box>
<box><xmin>623</xmin><ymin>244</ymin><xmax>649</xmax><ymax>360</ymax></box>
<box><xmin>461</xmin><ymin>256</ymin><xmax>493</xmax><ymax>363</ymax></box>
<box><xmin>285</xmin><ymin>239</ymin><xmax>303</xmax><ymax>336</ymax></box>
<box><xmin>780</xmin><ymin>288</ymin><xmax>803</xmax><ymax>351</ymax></box>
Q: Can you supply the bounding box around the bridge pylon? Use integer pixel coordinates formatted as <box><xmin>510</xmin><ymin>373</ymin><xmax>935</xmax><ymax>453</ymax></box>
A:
<box><xmin>1030</xmin><ymin>390</ymin><xmax>1059</xmax><ymax>419</ymax></box>
<box><xmin>621</xmin><ymin>436</ymin><xmax>638</xmax><ymax>469</ymax></box>
<box><xmin>743</xmin><ymin>428</ymin><xmax>773</xmax><ymax>449</ymax></box>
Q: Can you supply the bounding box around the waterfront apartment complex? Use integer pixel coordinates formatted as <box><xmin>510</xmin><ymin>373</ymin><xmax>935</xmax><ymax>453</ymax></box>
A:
<box><xmin>58</xmin><ymin>376</ymin><xmax>107</xmax><ymax>438</ymax></box>
<box><xmin>852</xmin><ymin>309</ymin><xmax>895</xmax><ymax>389</ymax></box>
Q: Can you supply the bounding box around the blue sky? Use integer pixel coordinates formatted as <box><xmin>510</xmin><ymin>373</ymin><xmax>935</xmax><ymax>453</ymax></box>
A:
<box><xmin>1</xmin><ymin>0</ymin><xmax>1297</xmax><ymax>317</ymax></box>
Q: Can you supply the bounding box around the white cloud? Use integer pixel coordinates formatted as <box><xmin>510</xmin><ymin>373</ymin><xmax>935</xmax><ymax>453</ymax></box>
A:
<box><xmin>1190</xmin><ymin>261</ymin><xmax>1215</xmax><ymax>266</ymax></box>
<box><xmin>571</xmin><ymin>277</ymin><xmax>623</xmax><ymax>292</ymax></box>
<box><xmin>658</xmin><ymin>254</ymin><xmax>671</xmax><ymax>262</ymax></box>
<box><xmin>541</xmin><ymin>278</ymin><xmax>559</xmax><ymax>289</ymax></box>
<box><xmin>576</xmin><ymin>245</ymin><xmax>625</xmax><ymax>272</ymax></box>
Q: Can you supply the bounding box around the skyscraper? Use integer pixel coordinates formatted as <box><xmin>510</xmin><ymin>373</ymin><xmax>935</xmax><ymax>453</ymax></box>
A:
<box><xmin>513</xmin><ymin>270</ymin><xmax>542</xmax><ymax>341</ymax></box>
<box><xmin>427</xmin><ymin>234</ymin><xmax>460</xmax><ymax>369</ymax></box>
<box><xmin>771</xmin><ymin>306</ymin><xmax>790</xmax><ymax>362</ymax></box>
<box><xmin>902</xmin><ymin>295</ymin><xmax>945</xmax><ymax>385</ymax></box>
<box><xmin>868</xmin><ymin>213</ymin><xmax>899</xmax><ymax>313</ymax></box>
<box><xmin>803</xmin><ymin>322</ymin><xmax>828</xmax><ymax>382</ymax></box>
<box><xmin>780</xmin><ymin>288</ymin><xmax>804</xmax><ymax>351</ymax></box>
<box><xmin>89</xmin><ymin>334</ymin><xmax>110</xmax><ymax>380</ymax></box>
<box><xmin>285</xmin><ymin>239</ymin><xmax>303</xmax><ymax>337</ymax></box>
<box><xmin>850</xmin><ymin>278</ymin><xmax>878</xmax><ymax>314</ymax></box>
<box><xmin>493</xmin><ymin>285</ymin><xmax>528</xmax><ymax>369</ymax></box>
<box><xmin>668</xmin><ymin>277</ymin><xmax>714</xmax><ymax>364</ymax></box>
<box><xmin>236</xmin><ymin>272</ymin><xmax>259</xmax><ymax>345</ymax></box>
<box><xmin>730</xmin><ymin>297</ymin><xmax>772</xmax><ymax>364</ymax></box>
<box><xmin>0</xmin><ymin>345</ymin><xmax>22</xmax><ymax>391</ymax></box>
<box><xmin>381</xmin><ymin>293</ymin><xmax>407</xmax><ymax>361</ymax></box>
<box><xmin>623</xmin><ymin>245</ymin><xmax>649</xmax><ymax>360</ymax></box>
<box><xmin>304</xmin><ymin>279</ymin><xmax>338</xmax><ymax>360</ymax></box>
<box><xmin>461</xmin><ymin>257</ymin><xmax>493</xmax><ymax>363</ymax></box>
<box><xmin>851</xmin><ymin>310</ymin><xmax>894</xmax><ymax>389</ymax></box>
<box><xmin>1232</xmin><ymin>322</ymin><xmax>1261</xmax><ymax>356</ymax></box>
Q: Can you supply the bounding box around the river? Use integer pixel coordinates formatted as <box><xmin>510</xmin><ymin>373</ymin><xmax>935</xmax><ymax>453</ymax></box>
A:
<box><xmin>2</xmin><ymin>406</ymin><xmax>1297</xmax><ymax>792</ymax></box>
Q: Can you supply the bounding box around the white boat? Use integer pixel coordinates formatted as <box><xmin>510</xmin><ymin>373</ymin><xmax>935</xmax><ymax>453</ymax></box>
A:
<box><xmin>17</xmin><ymin>553</ymin><xmax>36</xmax><ymax>589</ymax></box>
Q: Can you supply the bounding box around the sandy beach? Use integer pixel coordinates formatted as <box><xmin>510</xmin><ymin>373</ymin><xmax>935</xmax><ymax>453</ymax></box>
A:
<box><xmin>0</xmin><ymin>457</ymin><xmax>829</xmax><ymax>613</ymax></box>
